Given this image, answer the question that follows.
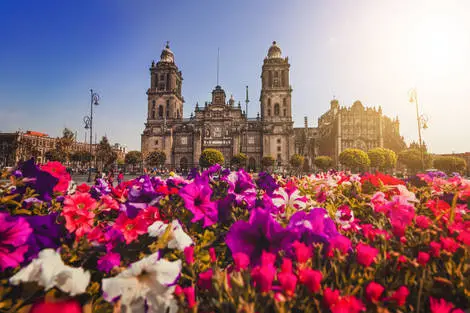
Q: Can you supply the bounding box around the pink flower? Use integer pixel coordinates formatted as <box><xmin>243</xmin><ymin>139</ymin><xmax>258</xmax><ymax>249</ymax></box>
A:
<box><xmin>440</xmin><ymin>237</ymin><xmax>460</xmax><ymax>253</ymax></box>
<box><xmin>323</xmin><ymin>288</ymin><xmax>340</xmax><ymax>308</ymax></box>
<box><xmin>174</xmin><ymin>285</ymin><xmax>183</xmax><ymax>296</ymax></box>
<box><xmin>278</xmin><ymin>271</ymin><xmax>297</xmax><ymax>297</ymax></box>
<box><xmin>327</xmin><ymin>235</ymin><xmax>351</xmax><ymax>257</ymax></box>
<box><xmin>280</xmin><ymin>258</ymin><xmax>293</xmax><ymax>273</ymax></box>
<box><xmin>415</xmin><ymin>215</ymin><xmax>432</xmax><ymax>229</ymax></box>
<box><xmin>184</xmin><ymin>246</ymin><xmax>195</xmax><ymax>265</ymax></box>
<box><xmin>209</xmin><ymin>247</ymin><xmax>217</xmax><ymax>263</ymax></box>
<box><xmin>197</xmin><ymin>269</ymin><xmax>213</xmax><ymax>290</ymax></box>
<box><xmin>370</xmin><ymin>191</ymin><xmax>387</xmax><ymax>213</ymax></box>
<box><xmin>457</xmin><ymin>230</ymin><xmax>470</xmax><ymax>246</ymax></box>
<box><xmin>429</xmin><ymin>297</ymin><xmax>455</xmax><ymax>313</ymax></box>
<box><xmin>330</xmin><ymin>296</ymin><xmax>365</xmax><ymax>313</ymax></box>
<box><xmin>30</xmin><ymin>299</ymin><xmax>82</xmax><ymax>313</ymax></box>
<box><xmin>390</xmin><ymin>286</ymin><xmax>409</xmax><ymax>306</ymax></box>
<box><xmin>430</xmin><ymin>241</ymin><xmax>442</xmax><ymax>257</ymax></box>
<box><xmin>113</xmin><ymin>212</ymin><xmax>147</xmax><ymax>244</ymax></box>
<box><xmin>417</xmin><ymin>252</ymin><xmax>430</xmax><ymax>266</ymax></box>
<box><xmin>365</xmin><ymin>282</ymin><xmax>384</xmax><ymax>303</ymax></box>
<box><xmin>41</xmin><ymin>161</ymin><xmax>71</xmax><ymax>193</ymax></box>
<box><xmin>292</xmin><ymin>241</ymin><xmax>312</xmax><ymax>264</ymax></box>
<box><xmin>356</xmin><ymin>243</ymin><xmax>378</xmax><ymax>267</ymax></box>
<box><xmin>251</xmin><ymin>260</ymin><xmax>276</xmax><ymax>293</ymax></box>
<box><xmin>62</xmin><ymin>193</ymin><xmax>97</xmax><ymax>238</ymax></box>
<box><xmin>299</xmin><ymin>268</ymin><xmax>322</xmax><ymax>293</ymax></box>
<box><xmin>99</xmin><ymin>195</ymin><xmax>119</xmax><ymax>211</ymax></box>
<box><xmin>233</xmin><ymin>252</ymin><xmax>250</xmax><ymax>271</ymax></box>
<box><xmin>183</xmin><ymin>286</ymin><xmax>197</xmax><ymax>309</ymax></box>
<box><xmin>0</xmin><ymin>213</ymin><xmax>32</xmax><ymax>270</ymax></box>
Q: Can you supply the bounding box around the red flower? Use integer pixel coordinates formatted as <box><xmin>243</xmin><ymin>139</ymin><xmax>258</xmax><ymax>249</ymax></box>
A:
<box><xmin>292</xmin><ymin>241</ymin><xmax>312</xmax><ymax>264</ymax></box>
<box><xmin>429</xmin><ymin>297</ymin><xmax>455</xmax><ymax>313</ymax></box>
<box><xmin>197</xmin><ymin>269</ymin><xmax>213</xmax><ymax>291</ymax></box>
<box><xmin>457</xmin><ymin>230</ymin><xmax>470</xmax><ymax>246</ymax></box>
<box><xmin>430</xmin><ymin>241</ymin><xmax>442</xmax><ymax>257</ymax></box>
<box><xmin>30</xmin><ymin>299</ymin><xmax>82</xmax><ymax>313</ymax></box>
<box><xmin>113</xmin><ymin>212</ymin><xmax>148</xmax><ymax>244</ymax></box>
<box><xmin>62</xmin><ymin>193</ymin><xmax>97</xmax><ymax>238</ymax></box>
<box><xmin>99</xmin><ymin>195</ymin><xmax>119</xmax><ymax>211</ymax></box>
<box><xmin>251</xmin><ymin>263</ymin><xmax>276</xmax><ymax>293</ymax></box>
<box><xmin>184</xmin><ymin>246</ymin><xmax>195</xmax><ymax>265</ymax></box>
<box><xmin>299</xmin><ymin>268</ymin><xmax>322</xmax><ymax>293</ymax></box>
<box><xmin>76</xmin><ymin>183</ymin><xmax>90</xmax><ymax>193</ymax></box>
<box><xmin>365</xmin><ymin>282</ymin><xmax>384</xmax><ymax>303</ymax></box>
<box><xmin>330</xmin><ymin>296</ymin><xmax>365</xmax><ymax>313</ymax></box>
<box><xmin>417</xmin><ymin>252</ymin><xmax>430</xmax><ymax>266</ymax></box>
<box><xmin>440</xmin><ymin>237</ymin><xmax>460</xmax><ymax>253</ymax></box>
<box><xmin>415</xmin><ymin>215</ymin><xmax>432</xmax><ymax>229</ymax></box>
<box><xmin>390</xmin><ymin>286</ymin><xmax>409</xmax><ymax>306</ymax></box>
<box><xmin>278</xmin><ymin>271</ymin><xmax>297</xmax><ymax>297</ymax></box>
<box><xmin>356</xmin><ymin>243</ymin><xmax>378</xmax><ymax>267</ymax></box>
<box><xmin>323</xmin><ymin>288</ymin><xmax>340</xmax><ymax>308</ymax></box>
<box><xmin>209</xmin><ymin>247</ymin><xmax>217</xmax><ymax>263</ymax></box>
<box><xmin>183</xmin><ymin>286</ymin><xmax>197</xmax><ymax>309</ymax></box>
<box><xmin>280</xmin><ymin>258</ymin><xmax>293</xmax><ymax>274</ymax></box>
<box><xmin>233</xmin><ymin>252</ymin><xmax>250</xmax><ymax>271</ymax></box>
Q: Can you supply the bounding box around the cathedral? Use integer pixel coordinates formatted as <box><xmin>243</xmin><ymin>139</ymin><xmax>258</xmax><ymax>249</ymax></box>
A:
<box><xmin>141</xmin><ymin>42</ymin><xmax>405</xmax><ymax>171</ymax></box>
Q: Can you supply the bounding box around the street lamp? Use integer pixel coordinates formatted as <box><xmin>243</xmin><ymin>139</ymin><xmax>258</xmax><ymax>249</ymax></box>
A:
<box><xmin>83</xmin><ymin>89</ymin><xmax>100</xmax><ymax>182</ymax></box>
<box><xmin>409</xmin><ymin>89</ymin><xmax>428</xmax><ymax>171</ymax></box>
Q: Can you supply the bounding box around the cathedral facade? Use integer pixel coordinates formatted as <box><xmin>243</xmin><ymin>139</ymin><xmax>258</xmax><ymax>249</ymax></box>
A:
<box><xmin>141</xmin><ymin>42</ymin><xmax>405</xmax><ymax>171</ymax></box>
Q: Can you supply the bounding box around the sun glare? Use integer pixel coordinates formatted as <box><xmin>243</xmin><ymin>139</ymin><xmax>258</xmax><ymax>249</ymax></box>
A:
<box><xmin>410</xmin><ymin>13</ymin><xmax>469</xmax><ymax>78</ymax></box>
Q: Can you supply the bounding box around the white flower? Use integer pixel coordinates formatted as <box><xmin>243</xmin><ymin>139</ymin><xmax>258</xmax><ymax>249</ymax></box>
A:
<box><xmin>102</xmin><ymin>252</ymin><xmax>181</xmax><ymax>313</ymax></box>
<box><xmin>9</xmin><ymin>249</ymin><xmax>90</xmax><ymax>296</ymax></box>
<box><xmin>148</xmin><ymin>220</ymin><xmax>193</xmax><ymax>251</ymax></box>
<box><xmin>272</xmin><ymin>187</ymin><xmax>307</xmax><ymax>210</ymax></box>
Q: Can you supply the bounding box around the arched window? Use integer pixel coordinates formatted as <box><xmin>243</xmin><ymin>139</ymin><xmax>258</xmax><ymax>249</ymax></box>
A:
<box><xmin>158</xmin><ymin>105</ymin><xmax>164</xmax><ymax>118</ymax></box>
<box><xmin>274</xmin><ymin>103</ymin><xmax>280</xmax><ymax>116</ymax></box>
<box><xmin>273</xmin><ymin>71</ymin><xmax>279</xmax><ymax>87</ymax></box>
<box><xmin>268</xmin><ymin>71</ymin><xmax>272</xmax><ymax>87</ymax></box>
<box><xmin>152</xmin><ymin>109</ymin><xmax>156</xmax><ymax>119</ymax></box>
<box><xmin>283</xmin><ymin>108</ymin><xmax>287</xmax><ymax>116</ymax></box>
<box><xmin>267</xmin><ymin>98</ymin><xmax>272</xmax><ymax>116</ymax></box>
<box><xmin>177</xmin><ymin>109</ymin><xmax>180</xmax><ymax>118</ymax></box>
<box><xmin>283</xmin><ymin>98</ymin><xmax>286</xmax><ymax>106</ymax></box>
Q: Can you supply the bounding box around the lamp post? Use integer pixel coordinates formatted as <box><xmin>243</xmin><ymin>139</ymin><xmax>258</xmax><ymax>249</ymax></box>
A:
<box><xmin>83</xmin><ymin>89</ymin><xmax>100</xmax><ymax>182</ymax></box>
<box><xmin>409</xmin><ymin>89</ymin><xmax>428</xmax><ymax>172</ymax></box>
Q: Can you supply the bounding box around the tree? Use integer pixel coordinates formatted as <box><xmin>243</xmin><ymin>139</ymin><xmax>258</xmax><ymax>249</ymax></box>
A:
<box><xmin>146</xmin><ymin>150</ymin><xmax>166</xmax><ymax>168</ymax></box>
<box><xmin>45</xmin><ymin>149</ymin><xmax>67</xmax><ymax>163</ymax></box>
<box><xmin>96</xmin><ymin>136</ymin><xmax>117</xmax><ymax>169</ymax></box>
<box><xmin>261</xmin><ymin>156</ymin><xmax>275</xmax><ymax>171</ymax></box>
<box><xmin>230</xmin><ymin>153</ymin><xmax>247</xmax><ymax>169</ymax></box>
<box><xmin>433</xmin><ymin>156</ymin><xmax>467</xmax><ymax>174</ymax></box>
<box><xmin>125</xmin><ymin>150</ymin><xmax>143</xmax><ymax>172</ymax></box>
<box><xmin>199</xmin><ymin>148</ymin><xmax>224</xmax><ymax>168</ymax></box>
<box><xmin>314</xmin><ymin>156</ymin><xmax>333</xmax><ymax>171</ymax></box>
<box><xmin>398</xmin><ymin>148</ymin><xmax>432</xmax><ymax>174</ymax></box>
<box><xmin>367</xmin><ymin>147</ymin><xmax>397</xmax><ymax>172</ymax></box>
<box><xmin>290</xmin><ymin>154</ymin><xmax>305</xmax><ymax>173</ymax></box>
<box><xmin>339</xmin><ymin>148</ymin><xmax>370</xmax><ymax>172</ymax></box>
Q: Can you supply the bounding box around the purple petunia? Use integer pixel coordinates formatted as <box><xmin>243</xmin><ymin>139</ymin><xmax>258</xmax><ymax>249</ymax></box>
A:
<box><xmin>288</xmin><ymin>208</ymin><xmax>340</xmax><ymax>246</ymax></box>
<box><xmin>17</xmin><ymin>159</ymin><xmax>58</xmax><ymax>201</ymax></box>
<box><xmin>179</xmin><ymin>178</ymin><xmax>218</xmax><ymax>227</ymax></box>
<box><xmin>0</xmin><ymin>212</ymin><xmax>33</xmax><ymax>270</ymax></box>
<box><xmin>224</xmin><ymin>169</ymin><xmax>257</xmax><ymax>209</ymax></box>
<box><xmin>23</xmin><ymin>213</ymin><xmax>62</xmax><ymax>262</ymax></box>
<box><xmin>256</xmin><ymin>172</ymin><xmax>279</xmax><ymax>196</ymax></box>
<box><xmin>226</xmin><ymin>208</ymin><xmax>295</xmax><ymax>264</ymax></box>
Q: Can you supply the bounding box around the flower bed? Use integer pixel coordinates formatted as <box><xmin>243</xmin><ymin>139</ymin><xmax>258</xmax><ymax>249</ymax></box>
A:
<box><xmin>0</xmin><ymin>160</ymin><xmax>469</xmax><ymax>313</ymax></box>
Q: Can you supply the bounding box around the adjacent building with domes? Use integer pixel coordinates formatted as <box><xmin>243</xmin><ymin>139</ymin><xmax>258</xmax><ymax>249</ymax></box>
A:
<box><xmin>141</xmin><ymin>42</ymin><xmax>405</xmax><ymax>170</ymax></box>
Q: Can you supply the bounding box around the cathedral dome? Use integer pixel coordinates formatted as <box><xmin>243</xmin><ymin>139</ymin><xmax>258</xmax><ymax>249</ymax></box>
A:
<box><xmin>267</xmin><ymin>41</ymin><xmax>282</xmax><ymax>59</ymax></box>
<box><xmin>160</xmin><ymin>42</ymin><xmax>174</xmax><ymax>63</ymax></box>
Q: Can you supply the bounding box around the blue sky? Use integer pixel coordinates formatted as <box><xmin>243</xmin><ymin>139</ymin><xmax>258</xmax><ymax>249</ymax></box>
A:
<box><xmin>1</xmin><ymin>0</ymin><xmax>469</xmax><ymax>153</ymax></box>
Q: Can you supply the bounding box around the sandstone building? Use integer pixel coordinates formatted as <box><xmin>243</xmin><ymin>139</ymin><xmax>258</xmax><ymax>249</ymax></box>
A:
<box><xmin>141</xmin><ymin>42</ymin><xmax>405</xmax><ymax>171</ymax></box>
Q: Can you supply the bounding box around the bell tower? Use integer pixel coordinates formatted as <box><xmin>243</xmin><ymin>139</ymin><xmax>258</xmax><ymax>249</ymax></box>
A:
<box><xmin>260</xmin><ymin>41</ymin><xmax>292</xmax><ymax>122</ymax></box>
<box><xmin>147</xmin><ymin>42</ymin><xmax>184</xmax><ymax>121</ymax></box>
<box><xmin>260</xmin><ymin>41</ymin><xmax>294</xmax><ymax>167</ymax></box>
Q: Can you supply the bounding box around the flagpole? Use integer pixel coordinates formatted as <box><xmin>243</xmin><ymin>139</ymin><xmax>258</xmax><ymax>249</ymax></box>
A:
<box><xmin>412</xmin><ymin>89</ymin><xmax>425</xmax><ymax>171</ymax></box>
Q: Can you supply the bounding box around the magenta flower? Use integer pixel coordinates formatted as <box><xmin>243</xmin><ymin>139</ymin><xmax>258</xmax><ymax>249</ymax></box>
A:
<box><xmin>97</xmin><ymin>252</ymin><xmax>121</xmax><ymax>273</ymax></box>
<box><xmin>226</xmin><ymin>208</ymin><xmax>295</xmax><ymax>264</ymax></box>
<box><xmin>0</xmin><ymin>212</ymin><xmax>32</xmax><ymax>271</ymax></box>
<box><xmin>356</xmin><ymin>243</ymin><xmax>379</xmax><ymax>267</ymax></box>
<box><xmin>179</xmin><ymin>179</ymin><xmax>218</xmax><ymax>227</ymax></box>
<box><xmin>224</xmin><ymin>169</ymin><xmax>257</xmax><ymax>208</ymax></box>
<box><xmin>365</xmin><ymin>282</ymin><xmax>384</xmax><ymax>303</ymax></box>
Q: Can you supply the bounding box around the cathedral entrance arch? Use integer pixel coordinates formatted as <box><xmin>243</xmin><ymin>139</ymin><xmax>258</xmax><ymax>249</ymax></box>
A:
<box><xmin>248</xmin><ymin>157</ymin><xmax>256</xmax><ymax>172</ymax></box>
<box><xmin>180</xmin><ymin>157</ymin><xmax>188</xmax><ymax>170</ymax></box>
